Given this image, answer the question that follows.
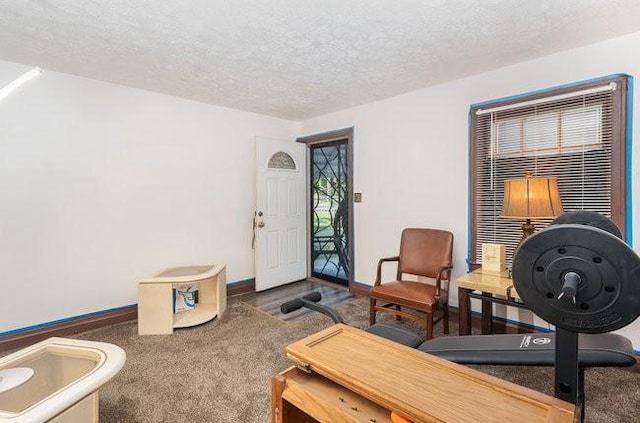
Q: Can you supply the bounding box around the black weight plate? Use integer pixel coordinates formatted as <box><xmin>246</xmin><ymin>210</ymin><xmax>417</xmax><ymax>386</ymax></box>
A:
<box><xmin>552</xmin><ymin>210</ymin><xmax>622</xmax><ymax>239</ymax></box>
<box><xmin>512</xmin><ymin>224</ymin><xmax>640</xmax><ymax>333</ymax></box>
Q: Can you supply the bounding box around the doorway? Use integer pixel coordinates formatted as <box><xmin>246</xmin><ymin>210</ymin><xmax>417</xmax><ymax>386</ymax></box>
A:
<box><xmin>298</xmin><ymin>128</ymin><xmax>353</xmax><ymax>289</ymax></box>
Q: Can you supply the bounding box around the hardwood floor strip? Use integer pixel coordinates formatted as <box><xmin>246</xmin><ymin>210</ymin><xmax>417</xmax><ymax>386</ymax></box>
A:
<box><xmin>235</xmin><ymin>280</ymin><xmax>353</xmax><ymax>323</ymax></box>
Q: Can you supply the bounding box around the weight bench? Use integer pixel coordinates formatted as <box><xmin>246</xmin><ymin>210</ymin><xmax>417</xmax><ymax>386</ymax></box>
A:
<box><xmin>281</xmin><ymin>292</ymin><xmax>636</xmax><ymax>368</ymax></box>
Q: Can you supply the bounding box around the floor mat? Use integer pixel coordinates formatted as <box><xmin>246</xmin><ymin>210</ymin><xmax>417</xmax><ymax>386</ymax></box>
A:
<box><xmin>234</xmin><ymin>280</ymin><xmax>355</xmax><ymax>322</ymax></box>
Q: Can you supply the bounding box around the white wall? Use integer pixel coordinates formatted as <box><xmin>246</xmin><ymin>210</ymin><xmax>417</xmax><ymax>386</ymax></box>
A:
<box><xmin>3</xmin><ymin>30</ymin><xmax>640</xmax><ymax>347</ymax></box>
<box><xmin>298</xmin><ymin>31</ymin><xmax>640</xmax><ymax>346</ymax></box>
<box><xmin>0</xmin><ymin>60</ymin><xmax>295</xmax><ymax>332</ymax></box>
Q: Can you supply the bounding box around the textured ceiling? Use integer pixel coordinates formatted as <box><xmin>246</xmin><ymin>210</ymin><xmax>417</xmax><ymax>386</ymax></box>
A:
<box><xmin>1</xmin><ymin>1</ymin><xmax>640</xmax><ymax>120</ymax></box>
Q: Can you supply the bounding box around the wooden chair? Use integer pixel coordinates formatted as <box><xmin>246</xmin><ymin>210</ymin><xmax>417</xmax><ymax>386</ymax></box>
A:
<box><xmin>369</xmin><ymin>228</ymin><xmax>453</xmax><ymax>340</ymax></box>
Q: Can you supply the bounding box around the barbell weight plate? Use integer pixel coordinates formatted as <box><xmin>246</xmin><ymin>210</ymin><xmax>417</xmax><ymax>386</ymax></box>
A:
<box><xmin>551</xmin><ymin>210</ymin><xmax>622</xmax><ymax>239</ymax></box>
<box><xmin>512</xmin><ymin>224</ymin><xmax>640</xmax><ymax>333</ymax></box>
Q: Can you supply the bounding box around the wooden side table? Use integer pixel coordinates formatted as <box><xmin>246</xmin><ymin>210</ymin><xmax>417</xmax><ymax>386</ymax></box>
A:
<box><xmin>137</xmin><ymin>264</ymin><xmax>226</xmax><ymax>335</ymax></box>
<box><xmin>456</xmin><ymin>269</ymin><xmax>528</xmax><ymax>335</ymax></box>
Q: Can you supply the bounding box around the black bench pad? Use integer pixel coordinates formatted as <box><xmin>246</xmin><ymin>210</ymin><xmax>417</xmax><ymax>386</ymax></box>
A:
<box><xmin>417</xmin><ymin>333</ymin><xmax>636</xmax><ymax>367</ymax></box>
<box><xmin>366</xmin><ymin>323</ymin><xmax>425</xmax><ymax>348</ymax></box>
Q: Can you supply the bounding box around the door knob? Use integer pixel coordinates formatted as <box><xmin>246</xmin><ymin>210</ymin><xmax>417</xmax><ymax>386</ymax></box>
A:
<box><xmin>257</xmin><ymin>221</ymin><xmax>265</xmax><ymax>228</ymax></box>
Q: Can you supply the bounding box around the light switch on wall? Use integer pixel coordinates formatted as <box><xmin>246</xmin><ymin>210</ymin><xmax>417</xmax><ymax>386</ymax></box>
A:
<box><xmin>354</xmin><ymin>192</ymin><xmax>362</xmax><ymax>202</ymax></box>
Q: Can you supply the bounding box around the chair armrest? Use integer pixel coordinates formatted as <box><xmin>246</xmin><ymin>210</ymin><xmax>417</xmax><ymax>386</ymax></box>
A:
<box><xmin>374</xmin><ymin>256</ymin><xmax>400</xmax><ymax>286</ymax></box>
<box><xmin>434</xmin><ymin>265</ymin><xmax>454</xmax><ymax>296</ymax></box>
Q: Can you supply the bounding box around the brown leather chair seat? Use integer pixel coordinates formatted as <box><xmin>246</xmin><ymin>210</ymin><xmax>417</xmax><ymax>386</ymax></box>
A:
<box><xmin>368</xmin><ymin>281</ymin><xmax>438</xmax><ymax>310</ymax></box>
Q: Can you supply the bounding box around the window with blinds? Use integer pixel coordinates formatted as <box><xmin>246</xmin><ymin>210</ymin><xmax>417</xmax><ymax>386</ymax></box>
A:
<box><xmin>469</xmin><ymin>75</ymin><xmax>630</xmax><ymax>267</ymax></box>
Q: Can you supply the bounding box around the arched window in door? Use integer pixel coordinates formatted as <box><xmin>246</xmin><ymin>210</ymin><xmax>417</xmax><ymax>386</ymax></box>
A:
<box><xmin>268</xmin><ymin>152</ymin><xmax>296</xmax><ymax>170</ymax></box>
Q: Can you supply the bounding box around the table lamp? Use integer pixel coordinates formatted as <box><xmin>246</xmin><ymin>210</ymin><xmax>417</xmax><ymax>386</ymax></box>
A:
<box><xmin>501</xmin><ymin>174</ymin><xmax>564</xmax><ymax>242</ymax></box>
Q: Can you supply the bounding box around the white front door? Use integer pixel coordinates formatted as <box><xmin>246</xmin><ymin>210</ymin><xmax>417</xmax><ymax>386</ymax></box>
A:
<box><xmin>254</xmin><ymin>137</ymin><xmax>307</xmax><ymax>291</ymax></box>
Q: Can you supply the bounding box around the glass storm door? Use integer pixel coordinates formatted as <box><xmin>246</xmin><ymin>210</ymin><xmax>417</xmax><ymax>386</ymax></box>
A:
<box><xmin>310</xmin><ymin>140</ymin><xmax>349</xmax><ymax>285</ymax></box>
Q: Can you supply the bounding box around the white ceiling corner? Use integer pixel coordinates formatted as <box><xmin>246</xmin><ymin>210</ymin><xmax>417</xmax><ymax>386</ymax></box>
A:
<box><xmin>1</xmin><ymin>0</ymin><xmax>640</xmax><ymax>121</ymax></box>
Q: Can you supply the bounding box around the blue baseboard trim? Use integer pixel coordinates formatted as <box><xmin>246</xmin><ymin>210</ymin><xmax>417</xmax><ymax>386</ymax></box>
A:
<box><xmin>227</xmin><ymin>277</ymin><xmax>255</xmax><ymax>287</ymax></box>
<box><xmin>0</xmin><ymin>304</ymin><xmax>137</xmax><ymax>337</ymax></box>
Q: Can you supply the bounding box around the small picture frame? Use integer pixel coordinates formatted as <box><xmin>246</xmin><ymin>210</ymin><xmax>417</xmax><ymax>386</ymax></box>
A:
<box><xmin>482</xmin><ymin>243</ymin><xmax>506</xmax><ymax>274</ymax></box>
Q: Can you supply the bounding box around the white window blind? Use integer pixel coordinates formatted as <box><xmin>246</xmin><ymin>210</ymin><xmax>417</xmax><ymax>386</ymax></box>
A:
<box><xmin>470</xmin><ymin>76</ymin><xmax>629</xmax><ymax>267</ymax></box>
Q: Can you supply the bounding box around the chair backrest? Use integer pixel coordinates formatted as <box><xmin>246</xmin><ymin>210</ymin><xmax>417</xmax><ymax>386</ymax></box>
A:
<box><xmin>398</xmin><ymin>228</ymin><xmax>453</xmax><ymax>280</ymax></box>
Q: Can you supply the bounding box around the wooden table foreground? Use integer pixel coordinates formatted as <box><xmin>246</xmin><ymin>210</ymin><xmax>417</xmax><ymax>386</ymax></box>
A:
<box><xmin>273</xmin><ymin>324</ymin><xmax>575</xmax><ymax>423</ymax></box>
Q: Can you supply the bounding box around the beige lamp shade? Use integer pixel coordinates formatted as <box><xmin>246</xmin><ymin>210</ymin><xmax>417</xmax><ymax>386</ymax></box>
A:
<box><xmin>501</xmin><ymin>176</ymin><xmax>564</xmax><ymax>219</ymax></box>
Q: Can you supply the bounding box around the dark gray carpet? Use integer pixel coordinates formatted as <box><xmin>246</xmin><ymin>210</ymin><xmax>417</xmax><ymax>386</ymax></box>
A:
<box><xmin>70</xmin><ymin>294</ymin><xmax>638</xmax><ymax>422</ymax></box>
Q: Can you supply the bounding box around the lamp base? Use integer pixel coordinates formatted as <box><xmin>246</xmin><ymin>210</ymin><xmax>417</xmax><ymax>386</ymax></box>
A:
<box><xmin>521</xmin><ymin>219</ymin><xmax>536</xmax><ymax>243</ymax></box>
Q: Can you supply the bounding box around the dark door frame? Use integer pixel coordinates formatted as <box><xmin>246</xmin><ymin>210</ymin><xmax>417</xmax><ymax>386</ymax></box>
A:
<box><xmin>297</xmin><ymin>127</ymin><xmax>364</xmax><ymax>295</ymax></box>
